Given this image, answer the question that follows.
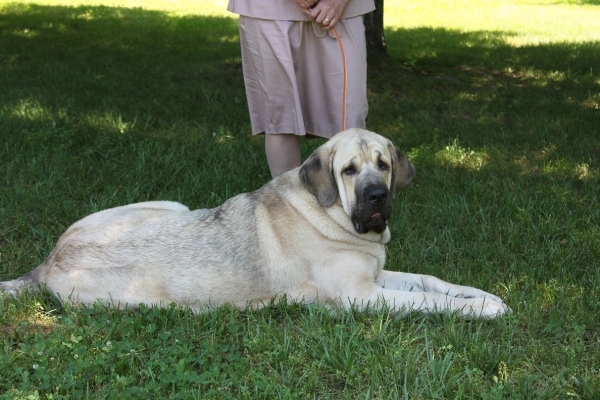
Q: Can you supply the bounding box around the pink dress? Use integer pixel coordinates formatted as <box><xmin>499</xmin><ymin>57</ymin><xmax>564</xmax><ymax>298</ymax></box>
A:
<box><xmin>228</xmin><ymin>0</ymin><xmax>375</xmax><ymax>139</ymax></box>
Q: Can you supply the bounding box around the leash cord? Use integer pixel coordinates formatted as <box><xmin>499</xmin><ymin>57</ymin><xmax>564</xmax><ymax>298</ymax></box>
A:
<box><xmin>300</xmin><ymin>6</ymin><xmax>347</xmax><ymax>131</ymax></box>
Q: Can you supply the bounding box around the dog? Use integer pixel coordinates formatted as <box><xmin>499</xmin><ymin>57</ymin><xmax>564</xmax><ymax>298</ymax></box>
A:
<box><xmin>0</xmin><ymin>128</ymin><xmax>508</xmax><ymax>318</ymax></box>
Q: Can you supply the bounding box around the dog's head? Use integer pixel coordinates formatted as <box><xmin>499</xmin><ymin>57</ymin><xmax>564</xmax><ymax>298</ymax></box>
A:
<box><xmin>299</xmin><ymin>128</ymin><xmax>415</xmax><ymax>234</ymax></box>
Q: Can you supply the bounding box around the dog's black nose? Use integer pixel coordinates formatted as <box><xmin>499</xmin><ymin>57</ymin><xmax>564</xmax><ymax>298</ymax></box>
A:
<box><xmin>368</xmin><ymin>188</ymin><xmax>388</xmax><ymax>204</ymax></box>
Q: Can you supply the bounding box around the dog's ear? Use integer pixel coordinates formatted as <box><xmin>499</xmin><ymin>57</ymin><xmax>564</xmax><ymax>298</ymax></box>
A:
<box><xmin>299</xmin><ymin>147</ymin><xmax>338</xmax><ymax>207</ymax></box>
<box><xmin>388</xmin><ymin>143</ymin><xmax>416</xmax><ymax>199</ymax></box>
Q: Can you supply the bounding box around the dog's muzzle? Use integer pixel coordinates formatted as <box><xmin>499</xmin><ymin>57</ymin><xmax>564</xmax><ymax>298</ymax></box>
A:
<box><xmin>352</xmin><ymin>184</ymin><xmax>391</xmax><ymax>234</ymax></box>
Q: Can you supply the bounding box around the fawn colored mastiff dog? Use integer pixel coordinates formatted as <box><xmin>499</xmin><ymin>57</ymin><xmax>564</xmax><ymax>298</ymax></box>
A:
<box><xmin>1</xmin><ymin>129</ymin><xmax>508</xmax><ymax>318</ymax></box>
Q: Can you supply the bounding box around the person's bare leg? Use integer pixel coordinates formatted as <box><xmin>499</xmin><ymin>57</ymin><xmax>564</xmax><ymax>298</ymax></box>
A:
<box><xmin>265</xmin><ymin>134</ymin><xmax>301</xmax><ymax>178</ymax></box>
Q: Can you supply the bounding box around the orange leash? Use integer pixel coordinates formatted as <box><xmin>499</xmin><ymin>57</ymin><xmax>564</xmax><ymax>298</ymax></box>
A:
<box><xmin>300</xmin><ymin>7</ymin><xmax>347</xmax><ymax>131</ymax></box>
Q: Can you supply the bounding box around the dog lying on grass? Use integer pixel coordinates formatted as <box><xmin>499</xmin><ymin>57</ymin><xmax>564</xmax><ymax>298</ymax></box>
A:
<box><xmin>0</xmin><ymin>128</ymin><xmax>509</xmax><ymax>318</ymax></box>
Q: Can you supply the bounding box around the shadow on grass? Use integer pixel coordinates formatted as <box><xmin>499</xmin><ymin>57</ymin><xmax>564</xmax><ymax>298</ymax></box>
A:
<box><xmin>368</xmin><ymin>27</ymin><xmax>599</xmax><ymax>177</ymax></box>
<box><xmin>0</xmin><ymin>4</ymin><xmax>273</xmax><ymax>219</ymax></box>
<box><xmin>0</xmin><ymin>4</ymin><xmax>598</xmax><ymax>177</ymax></box>
<box><xmin>0</xmin><ymin>3</ymin><xmax>246</xmax><ymax>138</ymax></box>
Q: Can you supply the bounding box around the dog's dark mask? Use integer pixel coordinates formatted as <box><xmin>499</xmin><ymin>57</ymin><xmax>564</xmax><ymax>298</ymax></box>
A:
<box><xmin>351</xmin><ymin>183</ymin><xmax>391</xmax><ymax>234</ymax></box>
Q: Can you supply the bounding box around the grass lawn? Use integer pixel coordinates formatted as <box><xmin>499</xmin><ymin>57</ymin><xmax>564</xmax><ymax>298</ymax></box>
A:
<box><xmin>1</xmin><ymin>0</ymin><xmax>599</xmax><ymax>398</ymax></box>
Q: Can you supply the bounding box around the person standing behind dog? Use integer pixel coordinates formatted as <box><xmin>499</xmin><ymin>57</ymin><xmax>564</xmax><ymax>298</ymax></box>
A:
<box><xmin>227</xmin><ymin>0</ymin><xmax>375</xmax><ymax>178</ymax></box>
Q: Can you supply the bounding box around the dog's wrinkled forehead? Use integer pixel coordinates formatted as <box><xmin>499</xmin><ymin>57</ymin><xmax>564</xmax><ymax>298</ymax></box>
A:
<box><xmin>332</xmin><ymin>134</ymin><xmax>390</xmax><ymax>170</ymax></box>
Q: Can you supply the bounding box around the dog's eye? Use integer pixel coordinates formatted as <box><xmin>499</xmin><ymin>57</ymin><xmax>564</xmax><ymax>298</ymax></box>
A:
<box><xmin>343</xmin><ymin>165</ymin><xmax>357</xmax><ymax>176</ymax></box>
<box><xmin>378</xmin><ymin>160</ymin><xmax>389</xmax><ymax>171</ymax></box>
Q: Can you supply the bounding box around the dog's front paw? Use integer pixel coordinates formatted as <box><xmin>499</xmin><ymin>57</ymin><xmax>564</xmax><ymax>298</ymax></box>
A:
<box><xmin>453</xmin><ymin>285</ymin><xmax>504</xmax><ymax>304</ymax></box>
<box><xmin>468</xmin><ymin>298</ymin><xmax>511</xmax><ymax>319</ymax></box>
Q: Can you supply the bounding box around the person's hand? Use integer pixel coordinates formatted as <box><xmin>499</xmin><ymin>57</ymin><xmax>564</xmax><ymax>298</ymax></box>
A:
<box><xmin>308</xmin><ymin>0</ymin><xmax>350</xmax><ymax>30</ymax></box>
<box><xmin>294</xmin><ymin>0</ymin><xmax>319</xmax><ymax>11</ymax></box>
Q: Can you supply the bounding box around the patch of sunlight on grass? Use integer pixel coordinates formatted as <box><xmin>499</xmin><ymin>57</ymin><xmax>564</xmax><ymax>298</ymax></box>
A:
<box><xmin>535</xmin><ymin>145</ymin><xmax>559</xmax><ymax>161</ymax></box>
<box><xmin>5</xmin><ymin>0</ymin><xmax>598</xmax><ymax>44</ymax></box>
<box><xmin>83</xmin><ymin>111</ymin><xmax>137</xmax><ymax>134</ymax></box>
<box><xmin>219</xmin><ymin>35</ymin><xmax>238</xmax><ymax>44</ymax></box>
<box><xmin>10</xmin><ymin>28</ymin><xmax>39</xmax><ymax>38</ymax></box>
<box><xmin>5</xmin><ymin>100</ymin><xmax>53</xmax><ymax>122</ymax></box>
<box><xmin>212</xmin><ymin>127</ymin><xmax>236</xmax><ymax>144</ymax></box>
<box><xmin>514</xmin><ymin>153</ymin><xmax>598</xmax><ymax>180</ymax></box>
<box><xmin>583</xmin><ymin>93</ymin><xmax>600</xmax><ymax>111</ymax></box>
<box><xmin>0</xmin><ymin>300</ymin><xmax>58</xmax><ymax>338</ymax></box>
<box><xmin>435</xmin><ymin>139</ymin><xmax>487</xmax><ymax>171</ymax></box>
<box><xmin>574</xmin><ymin>163</ymin><xmax>594</xmax><ymax>181</ymax></box>
<box><xmin>76</xmin><ymin>10</ymin><xmax>96</xmax><ymax>20</ymax></box>
<box><xmin>1</xmin><ymin>0</ymin><xmax>233</xmax><ymax>16</ymax></box>
<box><xmin>384</xmin><ymin>0</ymin><xmax>600</xmax><ymax>45</ymax></box>
<box><xmin>455</xmin><ymin>92</ymin><xmax>479</xmax><ymax>102</ymax></box>
<box><xmin>24</xmin><ymin>301</ymin><xmax>58</xmax><ymax>331</ymax></box>
<box><xmin>544</xmin><ymin>159</ymin><xmax>574</xmax><ymax>175</ymax></box>
<box><xmin>544</xmin><ymin>160</ymin><xmax>597</xmax><ymax>181</ymax></box>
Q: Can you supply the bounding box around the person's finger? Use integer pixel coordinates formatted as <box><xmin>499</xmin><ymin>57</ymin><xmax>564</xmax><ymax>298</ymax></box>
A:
<box><xmin>311</xmin><ymin>3</ymin><xmax>342</xmax><ymax>29</ymax></box>
<box><xmin>294</xmin><ymin>0</ymin><xmax>312</xmax><ymax>10</ymax></box>
<box><xmin>311</xmin><ymin>4</ymin><xmax>331</xmax><ymax>21</ymax></box>
<box><xmin>322</xmin><ymin>16</ymin><xmax>339</xmax><ymax>30</ymax></box>
<box><xmin>314</xmin><ymin>9</ymin><xmax>329</xmax><ymax>24</ymax></box>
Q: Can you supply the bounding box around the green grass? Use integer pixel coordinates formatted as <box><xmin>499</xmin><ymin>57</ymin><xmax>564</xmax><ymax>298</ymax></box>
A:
<box><xmin>384</xmin><ymin>0</ymin><xmax>600</xmax><ymax>46</ymax></box>
<box><xmin>1</xmin><ymin>0</ymin><xmax>600</xmax><ymax>398</ymax></box>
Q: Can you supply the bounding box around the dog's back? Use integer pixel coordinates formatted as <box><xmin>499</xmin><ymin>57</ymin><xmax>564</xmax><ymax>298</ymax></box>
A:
<box><xmin>0</xmin><ymin>199</ymin><xmax>267</xmax><ymax>307</ymax></box>
<box><xmin>0</xmin><ymin>180</ymin><xmax>319</xmax><ymax>310</ymax></box>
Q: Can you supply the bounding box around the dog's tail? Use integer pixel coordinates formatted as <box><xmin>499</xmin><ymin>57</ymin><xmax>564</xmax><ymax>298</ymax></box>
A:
<box><xmin>0</xmin><ymin>278</ymin><xmax>31</xmax><ymax>296</ymax></box>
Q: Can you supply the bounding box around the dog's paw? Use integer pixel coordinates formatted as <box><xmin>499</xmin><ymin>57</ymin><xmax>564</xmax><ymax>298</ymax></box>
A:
<box><xmin>468</xmin><ymin>298</ymin><xmax>511</xmax><ymax>319</ymax></box>
<box><xmin>452</xmin><ymin>286</ymin><xmax>505</xmax><ymax>304</ymax></box>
